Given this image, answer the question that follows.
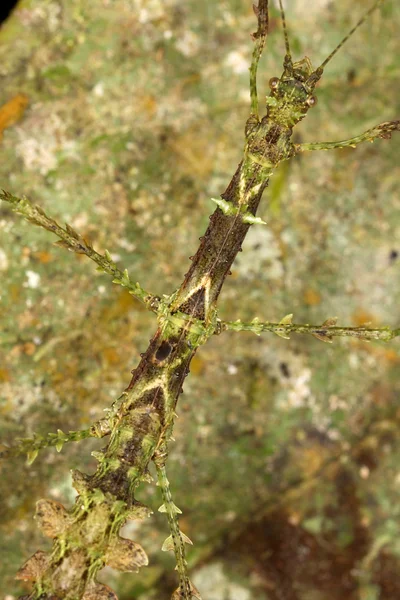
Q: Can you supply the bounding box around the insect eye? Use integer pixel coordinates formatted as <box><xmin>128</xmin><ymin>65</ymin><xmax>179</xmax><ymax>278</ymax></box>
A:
<box><xmin>307</xmin><ymin>95</ymin><xmax>317</xmax><ymax>107</ymax></box>
<box><xmin>269</xmin><ymin>77</ymin><xmax>279</xmax><ymax>90</ymax></box>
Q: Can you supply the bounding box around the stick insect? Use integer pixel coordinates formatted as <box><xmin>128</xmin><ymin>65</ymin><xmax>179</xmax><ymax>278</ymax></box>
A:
<box><xmin>0</xmin><ymin>0</ymin><xmax>399</xmax><ymax>599</ymax></box>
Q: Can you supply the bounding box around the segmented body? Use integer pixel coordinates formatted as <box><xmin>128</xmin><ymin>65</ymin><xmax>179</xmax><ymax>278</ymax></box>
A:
<box><xmin>14</xmin><ymin>55</ymin><xmax>348</xmax><ymax>600</ymax></box>
<box><xmin>19</xmin><ymin>117</ymin><xmax>284</xmax><ymax>597</ymax></box>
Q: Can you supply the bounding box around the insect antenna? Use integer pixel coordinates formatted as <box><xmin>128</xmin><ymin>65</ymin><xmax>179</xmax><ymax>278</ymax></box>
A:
<box><xmin>319</xmin><ymin>0</ymin><xmax>385</xmax><ymax>70</ymax></box>
<box><xmin>278</xmin><ymin>0</ymin><xmax>291</xmax><ymax>56</ymax></box>
<box><xmin>278</xmin><ymin>0</ymin><xmax>293</xmax><ymax>69</ymax></box>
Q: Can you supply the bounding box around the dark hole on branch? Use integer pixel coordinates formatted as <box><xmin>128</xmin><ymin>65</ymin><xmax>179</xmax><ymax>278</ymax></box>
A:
<box><xmin>155</xmin><ymin>340</ymin><xmax>173</xmax><ymax>362</ymax></box>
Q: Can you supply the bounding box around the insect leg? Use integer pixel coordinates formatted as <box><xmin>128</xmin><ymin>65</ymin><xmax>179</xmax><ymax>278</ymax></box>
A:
<box><xmin>294</xmin><ymin>120</ymin><xmax>400</xmax><ymax>154</ymax></box>
<box><xmin>154</xmin><ymin>447</ymin><xmax>197</xmax><ymax>600</ymax></box>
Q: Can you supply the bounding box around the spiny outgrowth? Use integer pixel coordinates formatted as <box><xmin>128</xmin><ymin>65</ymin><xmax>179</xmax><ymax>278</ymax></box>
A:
<box><xmin>308</xmin><ymin>317</ymin><xmax>337</xmax><ymax>344</ymax></box>
<box><xmin>273</xmin><ymin>313</ymin><xmax>294</xmax><ymax>340</ymax></box>
<box><xmin>161</xmin><ymin>529</ymin><xmax>193</xmax><ymax>552</ymax></box>
<box><xmin>109</xmin><ymin>262</ymin><xmax>154</xmax><ymax>307</ymax></box>
<box><xmin>210</xmin><ymin>197</ymin><xmax>267</xmax><ymax>225</ymax></box>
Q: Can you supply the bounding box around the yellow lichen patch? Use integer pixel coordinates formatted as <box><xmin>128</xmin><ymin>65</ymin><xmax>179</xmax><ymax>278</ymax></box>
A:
<box><xmin>370</xmin><ymin>346</ymin><xmax>400</xmax><ymax>365</ymax></box>
<box><xmin>17</xmin><ymin>308</ymin><xmax>39</xmax><ymax>330</ymax></box>
<box><xmin>22</xmin><ymin>341</ymin><xmax>36</xmax><ymax>356</ymax></box>
<box><xmin>8</xmin><ymin>282</ymin><xmax>23</xmax><ymax>303</ymax></box>
<box><xmin>190</xmin><ymin>355</ymin><xmax>205</xmax><ymax>376</ymax></box>
<box><xmin>293</xmin><ymin>445</ymin><xmax>329</xmax><ymax>480</ymax></box>
<box><xmin>116</xmin><ymin>288</ymin><xmax>137</xmax><ymax>313</ymax></box>
<box><xmin>9</xmin><ymin>344</ymin><xmax>23</xmax><ymax>358</ymax></box>
<box><xmin>176</xmin><ymin>515</ymin><xmax>192</xmax><ymax>537</ymax></box>
<box><xmin>32</xmin><ymin>250</ymin><xmax>55</xmax><ymax>264</ymax></box>
<box><xmin>21</xmin><ymin>246</ymin><xmax>31</xmax><ymax>259</ymax></box>
<box><xmin>166</xmin><ymin>126</ymin><xmax>216</xmax><ymax>177</ymax></box>
<box><xmin>303</xmin><ymin>288</ymin><xmax>321</xmax><ymax>306</ymax></box>
<box><xmin>0</xmin><ymin>93</ymin><xmax>29</xmax><ymax>140</ymax></box>
<box><xmin>0</xmin><ymin>367</ymin><xmax>11</xmax><ymax>382</ymax></box>
<box><xmin>351</xmin><ymin>309</ymin><xmax>376</xmax><ymax>327</ymax></box>
<box><xmin>136</xmin><ymin>93</ymin><xmax>157</xmax><ymax>117</ymax></box>
<box><xmin>369</xmin><ymin>383</ymin><xmax>396</xmax><ymax>408</ymax></box>
<box><xmin>354</xmin><ymin>342</ymin><xmax>400</xmax><ymax>366</ymax></box>
<box><xmin>99</xmin><ymin>289</ymin><xmax>136</xmax><ymax>322</ymax></box>
<box><xmin>380</xmin><ymin>348</ymin><xmax>400</xmax><ymax>364</ymax></box>
<box><xmin>101</xmin><ymin>346</ymin><xmax>121</xmax><ymax>366</ymax></box>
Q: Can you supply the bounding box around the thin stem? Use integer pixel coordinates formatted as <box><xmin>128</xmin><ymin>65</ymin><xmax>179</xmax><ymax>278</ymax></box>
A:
<box><xmin>250</xmin><ymin>1</ymin><xmax>269</xmax><ymax>117</ymax></box>
<box><xmin>217</xmin><ymin>318</ymin><xmax>399</xmax><ymax>343</ymax></box>
<box><xmin>0</xmin><ymin>190</ymin><xmax>159</xmax><ymax>311</ymax></box>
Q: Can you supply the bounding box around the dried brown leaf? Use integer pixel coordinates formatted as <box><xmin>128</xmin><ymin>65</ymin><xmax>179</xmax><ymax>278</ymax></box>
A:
<box><xmin>105</xmin><ymin>537</ymin><xmax>149</xmax><ymax>572</ymax></box>
<box><xmin>35</xmin><ymin>499</ymin><xmax>71</xmax><ymax>538</ymax></box>
<box><xmin>16</xmin><ymin>550</ymin><xmax>49</xmax><ymax>581</ymax></box>
<box><xmin>82</xmin><ymin>582</ymin><xmax>118</xmax><ymax>600</ymax></box>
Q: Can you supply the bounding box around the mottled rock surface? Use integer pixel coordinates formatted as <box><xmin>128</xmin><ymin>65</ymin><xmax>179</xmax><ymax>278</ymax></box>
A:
<box><xmin>0</xmin><ymin>1</ymin><xmax>399</xmax><ymax>599</ymax></box>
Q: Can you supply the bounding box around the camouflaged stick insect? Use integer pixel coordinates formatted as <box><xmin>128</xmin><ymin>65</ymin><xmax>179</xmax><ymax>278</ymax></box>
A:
<box><xmin>0</xmin><ymin>0</ymin><xmax>400</xmax><ymax>599</ymax></box>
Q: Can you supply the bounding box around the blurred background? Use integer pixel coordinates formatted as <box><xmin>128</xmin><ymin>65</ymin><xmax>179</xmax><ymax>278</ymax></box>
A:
<box><xmin>0</xmin><ymin>1</ymin><xmax>399</xmax><ymax>599</ymax></box>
